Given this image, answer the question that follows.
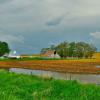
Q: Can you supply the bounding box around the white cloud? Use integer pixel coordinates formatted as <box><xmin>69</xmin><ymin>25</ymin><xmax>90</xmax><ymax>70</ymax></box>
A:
<box><xmin>90</xmin><ymin>32</ymin><xmax>100</xmax><ymax>40</ymax></box>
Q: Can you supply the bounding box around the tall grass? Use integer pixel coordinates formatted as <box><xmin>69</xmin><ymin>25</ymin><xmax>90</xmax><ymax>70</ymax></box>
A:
<box><xmin>0</xmin><ymin>69</ymin><xmax>100</xmax><ymax>100</ymax></box>
<box><xmin>0</xmin><ymin>57</ymin><xmax>81</xmax><ymax>61</ymax></box>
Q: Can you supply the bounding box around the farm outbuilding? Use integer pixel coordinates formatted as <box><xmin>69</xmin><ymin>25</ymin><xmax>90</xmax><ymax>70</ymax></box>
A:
<box><xmin>8</xmin><ymin>51</ymin><xmax>20</xmax><ymax>59</ymax></box>
<box><xmin>41</xmin><ymin>50</ymin><xmax>60</xmax><ymax>58</ymax></box>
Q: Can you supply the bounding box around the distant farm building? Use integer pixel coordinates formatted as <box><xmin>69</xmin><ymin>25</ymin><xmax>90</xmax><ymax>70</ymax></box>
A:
<box><xmin>8</xmin><ymin>51</ymin><xmax>20</xmax><ymax>59</ymax></box>
<box><xmin>41</xmin><ymin>50</ymin><xmax>60</xmax><ymax>58</ymax></box>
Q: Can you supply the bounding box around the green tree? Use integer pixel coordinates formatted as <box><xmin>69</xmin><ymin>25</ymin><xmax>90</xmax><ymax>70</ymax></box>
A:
<box><xmin>40</xmin><ymin>48</ymin><xmax>51</xmax><ymax>54</ymax></box>
<box><xmin>68</xmin><ymin>42</ymin><xmax>76</xmax><ymax>57</ymax></box>
<box><xmin>75</xmin><ymin>42</ymin><xmax>97</xmax><ymax>58</ymax></box>
<box><xmin>55</xmin><ymin>41</ymin><xmax>69</xmax><ymax>58</ymax></box>
<box><xmin>84</xmin><ymin>44</ymin><xmax>97</xmax><ymax>58</ymax></box>
<box><xmin>40</xmin><ymin>45</ymin><xmax>56</xmax><ymax>54</ymax></box>
<box><xmin>75</xmin><ymin>42</ymin><xmax>86</xmax><ymax>58</ymax></box>
<box><xmin>0</xmin><ymin>41</ymin><xmax>10</xmax><ymax>57</ymax></box>
<box><xmin>40</xmin><ymin>41</ymin><xmax>97</xmax><ymax>58</ymax></box>
<box><xmin>50</xmin><ymin>45</ymin><xmax>56</xmax><ymax>50</ymax></box>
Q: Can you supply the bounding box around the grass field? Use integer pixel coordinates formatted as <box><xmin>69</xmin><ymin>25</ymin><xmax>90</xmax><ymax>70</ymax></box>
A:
<box><xmin>0</xmin><ymin>53</ymin><xmax>100</xmax><ymax>100</ymax></box>
<box><xmin>0</xmin><ymin>69</ymin><xmax>100</xmax><ymax>100</ymax></box>
<box><xmin>92</xmin><ymin>52</ymin><xmax>100</xmax><ymax>59</ymax></box>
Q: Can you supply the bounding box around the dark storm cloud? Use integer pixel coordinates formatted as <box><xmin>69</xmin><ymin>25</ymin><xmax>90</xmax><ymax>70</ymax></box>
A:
<box><xmin>0</xmin><ymin>0</ymin><xmax>100</xmax><ymax>54</ymax></box>
<box><xmin>46</xmin><ymin>16</ymin><xmax>65</xmax><ymax>26</ymax></box>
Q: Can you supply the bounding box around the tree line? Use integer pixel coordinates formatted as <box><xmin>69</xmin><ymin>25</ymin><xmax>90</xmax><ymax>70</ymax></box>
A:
<box><xmin>0</xmin><ymin>41</ymin><xmax>10</xmax><ymax>57</ymax></box>
<box><xmin>41</xmin><ymin>41</ymin><xmax>97</xmax><ymax>58</ymax></box>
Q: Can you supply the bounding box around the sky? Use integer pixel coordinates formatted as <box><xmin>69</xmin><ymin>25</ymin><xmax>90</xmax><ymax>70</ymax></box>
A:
<box><xmin>0</xmin><ymin>0</ymin><xmax>100</xmax><ymax>54</ymax></box>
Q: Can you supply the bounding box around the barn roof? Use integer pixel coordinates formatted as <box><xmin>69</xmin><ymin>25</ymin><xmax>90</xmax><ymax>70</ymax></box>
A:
<box><xmin>42</xmin><ymin>50</ymin><xmax>55</xmax><ymax>57</ymax></box>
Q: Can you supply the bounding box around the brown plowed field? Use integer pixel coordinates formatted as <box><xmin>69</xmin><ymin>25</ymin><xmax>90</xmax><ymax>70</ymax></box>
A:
<box><xmin>0</xmin><ymin>59</ymin><xmax>100</xmax><ymax>74</ymax></box>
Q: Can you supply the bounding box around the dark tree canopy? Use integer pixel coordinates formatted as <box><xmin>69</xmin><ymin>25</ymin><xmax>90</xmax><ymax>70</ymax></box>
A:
<box><xmin>41</xmin><ymin>41</ymin><xmax>97</xmax><ymax>58</ymax></box>
<box><xmin>0</xmin><ymin>41</ymin><xmax>10</xmax><ymax>57</ymax></box>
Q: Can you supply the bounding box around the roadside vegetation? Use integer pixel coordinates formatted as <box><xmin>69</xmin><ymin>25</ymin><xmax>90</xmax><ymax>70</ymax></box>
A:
<box><xmin>0</xmin><ymin>69</ymin><xmax>100</xmax><ymax>100</ymax></box>
<box><xmin>0</xmin><ymin>57</ymin><xmax>80</xmax><ymax>61</ymax></box>
<box><xmin>0</xmin><ymin>56</ymin><xmax>94</xmax><ymax>62</ymax></box>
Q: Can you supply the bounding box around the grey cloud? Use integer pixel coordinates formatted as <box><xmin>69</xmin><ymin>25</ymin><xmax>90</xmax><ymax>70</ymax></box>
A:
<box><xmin>46</xmin><ymin>15</ymin><xmax>65</xmax><ymax>26</ymax></box>
<box><xmin>0</xmin><ymin>31</ymin><xmax>24</xmax><ymax>45</ymax></box>
<box><xmin>0</xmin><ymin>0</ymin><xmax>12</xmax><ymax>4</ymax></box>
<box><xmin>0</xmin><ymin>0</ymin><xmax>100</xmax><ymax>53</ymax></box>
